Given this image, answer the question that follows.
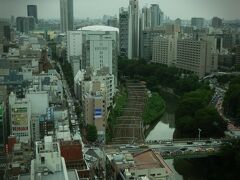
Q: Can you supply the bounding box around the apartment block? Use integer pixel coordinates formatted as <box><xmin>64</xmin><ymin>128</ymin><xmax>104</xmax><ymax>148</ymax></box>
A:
<box><xmin>176</xmin><ymin>39</ymin><xmax>211</xmax><ymax>77</ymax></box>
<box><xmin>152</xmin><ymin>35</ymin><xmax>177</xmax><ymax>66</ymax></box>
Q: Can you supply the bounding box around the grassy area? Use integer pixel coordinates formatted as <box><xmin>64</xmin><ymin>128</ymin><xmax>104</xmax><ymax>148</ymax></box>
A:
<box><xmin>106</xmin><ymin>87</ymin><xmax>128</xmax><ymax>143</ymax></box>
<box><xmin>143</xmin><ymin>92</ymin><xmax>166</xmax><ymax>125</ymax></box>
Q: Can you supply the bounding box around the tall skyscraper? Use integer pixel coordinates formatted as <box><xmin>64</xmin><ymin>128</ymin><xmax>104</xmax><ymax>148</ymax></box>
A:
<box><xmin>176</xmin><ymin>39</ymin><xmax>211</xmax><ymax>77</ymax></box>
<box><xmin>128</xmin><ymin>0</ymin><xmax>139</xmax><ymax>59</ymax></box>
<box><xmin>16</xmin><ymin>17</ymin><xmax>35</xmax><ymax>34</ymax></box>
<box><xmin>152</xmin><ymin>36</ymin><xmax>177</xmax><ymax>66</ymax></box>
<box><xmin>119</xmin><ymin>7</ymin><xmax>129</xmax><ymax>58</ymax></box>
<box><xmin>150</xmin><ymin>4</ymin><xmax>162</xmax><ymax>28</ymax></box>
<box><xmin>27</xmin><ymin>5</ymin><xmax>38</xmax><ymax>23</ymax></box>
<box><xmin>141</xmin><ymin>7</ymin><xmax>151</xmax><ymax>29</ymax></box>
<box><xmin>67</xmin><ymin>0</ymin><xmax>74</xmax><ymax>30</ymax></box>
<box><xmin>60</xmin><ymin>0</ymin><xmax>74</xmax><ymax>33</ymax></box>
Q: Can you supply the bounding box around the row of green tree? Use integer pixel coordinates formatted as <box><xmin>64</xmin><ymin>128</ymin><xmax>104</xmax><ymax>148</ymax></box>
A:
<box><xmin>118</xmin><ymin>59</ymin><xmax>202</xmax><ymax>96</ymax></box>
<box><xmin>175</xmin><ymin>88</ymin><xmax>227</xmax><ymax>138</ymax></box>
<box><xmin>143</xmin><ymin>93</ymin><xmax>166</xmax><ymax>125</ymax></box>
<box><xmin>223</xmin><ymin>76</ymin><xmax>240</xmax><ymax>120</ymax></box>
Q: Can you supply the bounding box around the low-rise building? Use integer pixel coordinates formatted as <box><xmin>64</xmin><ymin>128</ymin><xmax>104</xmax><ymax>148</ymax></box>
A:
<box><xmin>9</xmin><ymin>92</ymin><xmax>32</xmax><ymax>143</ymax></box>
<box><xmin>18</xmin><ymin>136</ymin><xmax>80</xmax><ymax>180</ymax></box>
<box><xmin>106</xmin><ymin>149</ymin><xmax>172</xmax><ymax>180</ymax></box>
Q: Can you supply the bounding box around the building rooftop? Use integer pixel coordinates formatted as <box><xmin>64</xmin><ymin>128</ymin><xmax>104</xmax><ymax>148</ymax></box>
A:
<box><xmin>19</xmin><ymin>170</ymin><xmax>79</xmax><ymax>180</ymax></box>
<box><xmin>78</xmin><ymin>25</ymin><xmax>119</xmax><ymax>32</ymax></box>
<box><xmin>133</xmin><ymin>149</ymin><xmax>164</xmax><ymax>169</ymax></box>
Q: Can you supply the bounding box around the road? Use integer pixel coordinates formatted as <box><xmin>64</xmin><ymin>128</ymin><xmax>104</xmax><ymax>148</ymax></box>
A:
<box><xmin>104</xmin><ymin>138</ymin><xmax>224</xmax><ymax>160</ymax></box>
<box><xmin>57</xmin><ymin>62</ymin><xmax>80</xmax><ymax>133</ymax></box>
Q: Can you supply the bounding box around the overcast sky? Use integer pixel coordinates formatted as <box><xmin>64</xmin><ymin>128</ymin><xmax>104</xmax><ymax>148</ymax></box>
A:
<box><xmin>0</xmin><ymin>0</ymin><xmax>239</xmax><ymax>20</ymax></box>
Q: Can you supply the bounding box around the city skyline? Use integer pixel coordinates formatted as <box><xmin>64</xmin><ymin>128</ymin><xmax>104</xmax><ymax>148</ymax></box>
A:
<box><xmin>0</xmin><ymin>0</ymin><xmax>239</xmax><ymax>20</ymax></box>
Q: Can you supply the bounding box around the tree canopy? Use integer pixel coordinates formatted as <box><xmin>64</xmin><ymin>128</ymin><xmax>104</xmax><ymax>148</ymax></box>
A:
<box><xmin>175</xmin><ymin>88</ymin><xmax>227</xmax><ymax>138</ymax></box>
<box><xmin>223</xmin><ymin>76</ymin><xmax>240</xmax><ymax>119</ymax></box>
<box><xmin>86</xmin><ymin>124</ymin><xmax>98</xmax><ymax>142</ymax></box>
<box><xmin>118</xmin><ymin>59</ymin><xmax>203</xmax><ymax>95</ymax></box>
<box><xmin>143</xmin><ymin>93</ymin><xmax>165</xmax><ymax>125</ymax></box>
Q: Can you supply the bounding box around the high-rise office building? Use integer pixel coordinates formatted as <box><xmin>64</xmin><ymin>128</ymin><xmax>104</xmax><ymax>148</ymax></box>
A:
<box><xmin>9</xmin><ymin>92</ymin><xmax>31</xmax><ymax>143</ymax></box>
<box><xmin>150</xmin><ymin>4</ymin><xmax>163</xmax><ymax>28</ymax></box>
<box><xmin>67</xmin><ymin>31</ymin><xmax>82</xmax><ymax>76</ymax></box>
<box><xmin>60</xmin><ymin>0</ymin><xmax>74</xmax><ymax>33</ymax></box>
<box><xmin>191</xmin><ymin>17</ymin><xmax>204</xmax><ymax>29</ymax></box>
<box><xmin>119</xmin><ymin>7</ymin><xmax>129</xmax><ymax>58</ymax></box>
<box><xmin>128</xmin><ymin>0</ymin><xmax>139</xmax><ymax>59</ymax></box>
<box><xmin>176</xmin><ymin>39</ymin><xmax>211</xmax><ymax>77</ymax></box>
<box><xmin>212</xmin><ymin>17</ymin><xmax>222</xmax><ymax>28</ymax></box>
<box><xmin>152</xmin><ymin>36</ymin><xmax>177</xmax><ymax>66</ymax></box>
<box><xmin>67</xmin><ymin>0</ymin><xmax>74</xmax><ymax>30</ymax></box>
<box><xmin>16</xmin><ymin>16</ymin><xmax>35</xmax><ymax>34</ymax></box>
<box><xmin>140</xmin><ymin>28</ymin><xmax>165</xmax><ymax>60</ymax></box>
<box><xmin>27</xmin><ymin>5</ymin><xmax>38</xmax><ymax>23</ymax></box>
<box><xmin>0</xmin><ymin>21</ymin><xmax>10</xmax><ymax>41</ymax></box>
<box><xmin>67</xmin><ymin>26</ymin><xmax>118</xmax><ymax>86</ymax></box>
<box><xmin>141</xmin><ymin>7</ymin><xmax>151</xmax><ymax>29</ymax></box>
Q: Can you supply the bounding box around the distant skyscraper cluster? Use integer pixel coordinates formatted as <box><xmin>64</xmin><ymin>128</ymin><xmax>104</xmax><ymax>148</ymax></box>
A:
<box><xmin>15</xmin><ymin>4</ymin><xmax>38</xmax><ymax>34</ymax></box>
<box><xmin>119</xmin><ymin>0</ymin><xmax>164</xmax><ymax>59</ymax></box>
<box><xmin>117</xmin><ymin>0</ymin><xmax>240</xmax><ymax>77</ymax></box>
<box><xmin>60</xmin><ymin>0</ymin><xmax>74</xmax><ymax>33</ymax></box>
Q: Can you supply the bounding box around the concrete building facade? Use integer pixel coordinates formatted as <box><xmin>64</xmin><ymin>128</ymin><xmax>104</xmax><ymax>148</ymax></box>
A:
<box><xmin>176</xmin><ymin>39</ymin><xmax>211</xmax><ymax>77</ymax></box>
<box><xmin>150</xmin><ymin>4</ymin><xmax>163</xmax><ymax>28</ymax></box>
<box><xmin>68</xmin><ymin>26</ymin><xmax>118</xmax><ymax>87</ymax></box>
<box><xmin>16</xmin><ymin>17</ymin><xmax>35</xmax><ymax>34</ymax></box>
<box><xmin>9</xmin><ymin>92</ymin><xmax>31</xmax><ymax>143</ymax></box>
<box><xmin>152</xmin><ymin>35</ymin><xmax>177</xmax><ymax>66</ymax></box>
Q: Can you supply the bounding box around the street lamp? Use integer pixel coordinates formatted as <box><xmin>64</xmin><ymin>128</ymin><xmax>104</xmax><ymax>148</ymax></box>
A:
<box><xmin>198</xmin><ymin>128</ymin><xmax>202</xmax><ymax>141</ymax></box>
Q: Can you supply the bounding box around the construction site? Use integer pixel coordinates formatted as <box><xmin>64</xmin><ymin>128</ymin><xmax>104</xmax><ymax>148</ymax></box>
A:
<box><xmin>112</xmin><ymin>80</ymin><xmax>147</xmax><ymax>144</ymax></box>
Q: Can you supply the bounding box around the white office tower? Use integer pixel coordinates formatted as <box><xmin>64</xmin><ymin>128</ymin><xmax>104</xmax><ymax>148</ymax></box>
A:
<box><xmin>68</xmin><ymin>26</ymin><xmax>118</xmax><ymax>87</ymax></box>
<box><xmin>152</xmin><ymin>36</ymin><xmax>177</xmax><ymax>66</ymax></box>
<box><xmin>67</xmin><ymin>31</ymin><xmax>82</xmax><ymax>76</ymax></box>
<box><xmin>128</xmin><ymin>0</ymin><xmax>139</xmax><ymax>59</ymax></box>
<box><xmin>9</xmin><ymin>92</ymin><xmax>31</xmax><ymax>143</ymax></box>
<box><xmin>176</xmin><ymin>39</ymin><xmax>211</xmax><ymax>78</ymax></box>
<box><xmin>60</xmin><ymin>0</ymin><xmax>74</xmax><ymax>33</ymax></box>
<box><xmin>150</xmin><ymin>4</ymin><xmax>163</xmax><ymax>28</ymax></box>
<box><xmin>119</xmin><ymin>7</ymin><xmax>129</xmax><ymax>58</ymax></box>
<box><xmin>27</xmin><ymin>136</ymin><xmax>79</xmax><ymax>180</ymax></box>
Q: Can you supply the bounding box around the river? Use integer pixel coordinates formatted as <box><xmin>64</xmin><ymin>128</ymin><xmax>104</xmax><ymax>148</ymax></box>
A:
<box><xmin>146</xmin><ymin>91</ymin><xmax>178</xmax><ymax>141</ymax></box>
<box><xmin>146</xmin><ymin>91</ymin><xmax>184</xmax><ymax>180</ymax></box>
